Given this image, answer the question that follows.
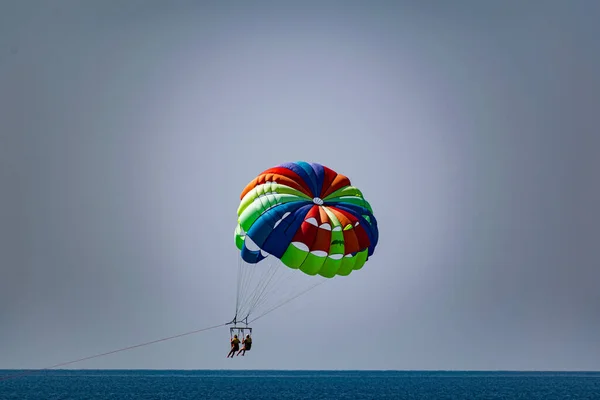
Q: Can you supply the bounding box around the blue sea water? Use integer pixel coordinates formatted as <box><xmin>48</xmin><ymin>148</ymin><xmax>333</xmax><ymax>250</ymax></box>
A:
<box><xmin>1</xmin><ymin>370</ymin><xmax>599</xmax><ymax>399</ymax></box>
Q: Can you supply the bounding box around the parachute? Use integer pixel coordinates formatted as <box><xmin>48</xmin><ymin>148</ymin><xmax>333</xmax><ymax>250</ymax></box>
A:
<box><xmin>229</xmin><ymin>161</ymin><xmax>379</xmax><ymax>327</ymax></box>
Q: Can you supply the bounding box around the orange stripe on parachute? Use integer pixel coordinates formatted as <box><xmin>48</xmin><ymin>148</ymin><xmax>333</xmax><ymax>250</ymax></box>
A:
<box><xmin>240</xmin><ymin>173</ymin><xmax>313</xmax><ymax>200</ymax></box>
<box><xmin>318</xmin><ymin>206</ymin><xmax>330</xmax><ymax>225</ymax></box>
<box><xmin>322</xmin><ymin>173</ymin><xmax>351</xmax><ymax>199</ymax></box>
<box><xmin>328</xmin><ymin>206</ymin><xmax>362</xmax><ymax>255</ymax></box>
<box><xmin>328</xmin><ymin>207</ymin><xmax>352</xmax><ymax>227</ymax></box>
<box><xmin>262</xmin><ymin>167</ymin><xmax>314</xmax><ymax>196</ymax></box>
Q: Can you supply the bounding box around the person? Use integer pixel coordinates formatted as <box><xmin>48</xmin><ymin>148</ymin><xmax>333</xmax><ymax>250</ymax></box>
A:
<box><xmin>236</xmin><ymin>335</ymin><xmax>252</xmax><ymax>356</ymax></box>
<box><xmin>227</xmin><ymin>335</ymin><xmax>240</xmax><ymax>358</ymax></box>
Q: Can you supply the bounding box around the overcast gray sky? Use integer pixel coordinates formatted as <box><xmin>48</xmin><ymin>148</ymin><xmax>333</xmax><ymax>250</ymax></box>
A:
<box><xmin>1</xmin><ymin>0</ymin><xmax>599</xmax><ymax>371</ymax></box>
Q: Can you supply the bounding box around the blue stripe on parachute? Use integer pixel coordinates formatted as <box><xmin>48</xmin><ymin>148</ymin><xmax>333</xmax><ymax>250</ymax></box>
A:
<box><xmin>279</xmin><ymin>162</ymin><xmax>317</xmax><ymax>197</ymax></box>
<box><xmin>245</xmin><ymin>201</ymin><xmax>309</xmax><ymax>249</ymax></box>
<box><xmin>296</xmin><ymin>161</ymin><xmax>319</xmax><ymax>197</ymax></box>
<box><xmin>309</xmin><ymin>162</ymin><xmax>325</xmax><ymax>199</ymax></box>
<box><xmin>262</xmin><ymin>203</ymin><xmax>313</xmax><ymax>258</ymax></box>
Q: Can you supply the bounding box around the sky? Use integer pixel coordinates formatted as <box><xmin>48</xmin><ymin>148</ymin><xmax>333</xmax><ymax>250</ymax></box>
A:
<box><xmin>1</xmin><ymin>0</ymin><xmax>599</xmax><ymax>371</ymax></box>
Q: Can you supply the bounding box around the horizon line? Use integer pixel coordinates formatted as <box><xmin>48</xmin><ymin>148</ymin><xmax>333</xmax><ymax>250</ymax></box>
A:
<box><xmin>2</xmin><ymin>368</ymin><xmax>599</xmax><ymax>373</ymax></box>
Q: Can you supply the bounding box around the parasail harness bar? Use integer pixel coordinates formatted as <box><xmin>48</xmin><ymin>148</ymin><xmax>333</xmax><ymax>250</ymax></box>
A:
<box><xmin>227</xmin><ymin>315</ymin><xmax>252</xmax><ymax>339</ymax></box>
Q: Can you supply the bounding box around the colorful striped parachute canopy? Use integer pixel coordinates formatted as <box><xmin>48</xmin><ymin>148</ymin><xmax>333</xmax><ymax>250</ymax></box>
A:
<box><xmin>234</xmin><ymin>161</ymin><xmax>378</xmax><ymax>278</ymax></box>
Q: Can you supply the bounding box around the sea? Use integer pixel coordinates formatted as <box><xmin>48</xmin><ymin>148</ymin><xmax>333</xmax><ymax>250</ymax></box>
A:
<box><xmin>1</xmin><ymin>370</ymin><xmax>599</xmax><ymax>399</ymax></box>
